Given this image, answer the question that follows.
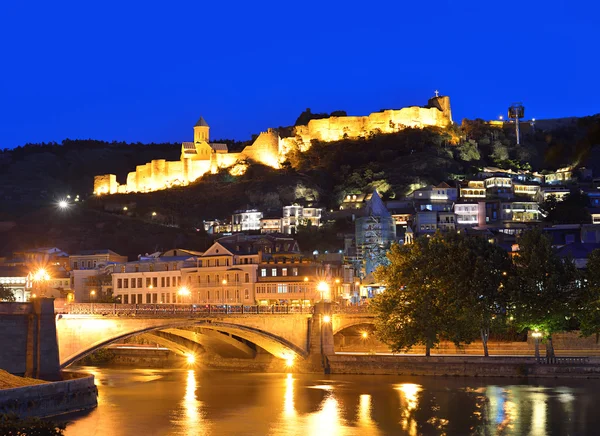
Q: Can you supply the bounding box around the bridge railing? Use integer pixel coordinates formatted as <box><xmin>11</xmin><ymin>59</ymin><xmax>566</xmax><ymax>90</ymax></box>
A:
<box><xmin>59</xmin><ymin>303</ymin><xmax>315</xmax><ymax>316</ymax></box>
<box><xmin>332</xmin><ymin>305</ymin><xmax>371</xmax><ymax>314</ymax></box>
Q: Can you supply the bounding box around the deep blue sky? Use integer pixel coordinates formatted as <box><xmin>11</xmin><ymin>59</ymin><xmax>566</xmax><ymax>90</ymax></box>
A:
<box><xmin>1</xmin><ymin>0</ymin><xmax>597</xmax><ymax>148</ymax></box>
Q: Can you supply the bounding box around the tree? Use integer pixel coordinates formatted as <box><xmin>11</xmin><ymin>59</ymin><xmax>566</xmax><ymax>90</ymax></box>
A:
<box><xmin>0</xmin><ymin>413</ymin><xmax>65</xmax><ymax>435</ymax></box>
<box><xmin>457</xmin><ymin>140</ymin><xmax>481</xmax><ymax>162</ymax></box>
<box><xmin>0</xmin><ymin>284</ymin><xmax>15</xmax><ymax>302</ymax></box>
<box><xmin>508</xmin><ymin>229</ymin><xmax>580</xmax><ymax>357</ymax></box>
<box><xmin>577</xmin><ymin>249</ymin><xmax>600</xmax><ymax>340</ymax></box>
<box><xmin>372</xmin><ymin>234</ymin><xmax>476</xmax><ymax>356</ymax></box>
<box><xmin>441</xmin><ymin>234</ymin><xmax>512</xmax><ymax>356</ymax></box>
<box><xmin>491</xmin><ymin>140</ymin><xmax>509</xmax><ymax>162</ymax></box>
<box><xmin>541</xmin><ymin>189</ymin><xmax>591</xmax><ymax>224</ymax></box>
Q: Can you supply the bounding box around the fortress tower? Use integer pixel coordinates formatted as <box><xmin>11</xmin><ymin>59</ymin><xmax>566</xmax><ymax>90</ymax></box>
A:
<box><xmin>194</xmin><ymin>116</ymin><xmax>210</xmax><ymax>143</ymax></box>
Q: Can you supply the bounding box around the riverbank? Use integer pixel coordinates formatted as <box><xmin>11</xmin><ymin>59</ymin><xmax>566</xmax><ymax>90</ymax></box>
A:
<box><xmin>327</xmin><ymin>354</ymin><xmax>600</xmax><ymax>378</ymax></box>
<box><xmin>0</xmin><ymin>371</ymin><xmax>97</xmax><ymax>418</ymax></box>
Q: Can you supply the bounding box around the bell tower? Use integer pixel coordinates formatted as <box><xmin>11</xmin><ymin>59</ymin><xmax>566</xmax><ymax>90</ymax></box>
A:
<box><xmin>194</xmin><ymin>116</ymin><xmax>210</xmax><ymax>143</ymax></box>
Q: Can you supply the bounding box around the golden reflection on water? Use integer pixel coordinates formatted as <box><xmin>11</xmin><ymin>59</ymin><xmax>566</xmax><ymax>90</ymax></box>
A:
<box><xmin>357</xmin><ymin>394</ymin><xmax>381</xmax><ymax>434</ymax></box>
<box><xmin>395</xmin><ymin>383</ymin><xmax>422</xmax><ymax>436</ymax></box>
<box><xmin>284</xmin><ymin>373</ymin><xmax>297</xmax><ymax>419</ymax></box>
<box><xmin>529</xmin><ymin>391</ymin><xmax>547</xmax><ymax>436</ymax></box>
<box><xmin>179</xmin><ymin>369</ymin><xmax>209</xmax><ymax>436</ymax></box>
<box><xmin>306</xmin><ymin>386</ymin><xmax>346</xmax><ymax>436</ymax></box>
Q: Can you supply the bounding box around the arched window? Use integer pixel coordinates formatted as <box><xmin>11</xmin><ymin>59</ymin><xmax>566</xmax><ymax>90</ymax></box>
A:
<box><xmin>245</xmin><ymin>273</ymin><xmax>249</xmax><ymax>283</ymax></box>
<box><xmin>244</xmin><ymin>289</ymin><xmax>249</xmax><ymax>299</ymax></box>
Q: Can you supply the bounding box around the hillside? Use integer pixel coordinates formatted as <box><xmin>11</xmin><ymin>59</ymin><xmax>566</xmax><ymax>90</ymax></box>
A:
<box><xmin>1</xmin><ymin>114</ymin><xmax>599</xmax><ymax>257</ymax></box>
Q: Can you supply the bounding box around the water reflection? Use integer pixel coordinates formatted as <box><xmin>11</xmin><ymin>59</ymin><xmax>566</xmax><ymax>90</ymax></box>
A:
<box><xmin>529</xmin><ymin>391</ymin><xmax>547</xmax><ymax>436</ymax></box>
<box><xmin>357</xmin><ymin>394</ymin><xmax>380</xmax><ymax>434</ymax></box>
<box><xmin>64</xmin><ymin>369</ymin><xmax>600</xmax><ymax>436</ymax></box>
<box><xmin>306</xmin><ymin>387</ymin><xmax>345</xmax><ymax>436</ymax></box>
<box><xmin>395</xmin><ymin>383</ymin><xmax>422</xmax><ymax>435</ymax></box>
<box><xmin>176</xmin><ymin>369</ymin><xmax>209</xmax><ymax>436</ymax></box>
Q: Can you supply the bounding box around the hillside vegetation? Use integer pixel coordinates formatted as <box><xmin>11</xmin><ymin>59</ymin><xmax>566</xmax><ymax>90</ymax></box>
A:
<box><xmin>1</xmin><ymin>115</ymin><xmax>599</xmax><ymax>258</ymax></box>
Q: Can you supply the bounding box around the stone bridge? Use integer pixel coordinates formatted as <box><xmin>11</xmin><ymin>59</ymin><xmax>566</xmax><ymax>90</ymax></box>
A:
<box><xmin>0</xmin><ymin>300</ymin><xmax>374</xmax><ymax>378</ymax></box>
<box><xmin>56</xmin><ymin>303</ymin><xmax>375</xmax><ymax>372</ymax></box>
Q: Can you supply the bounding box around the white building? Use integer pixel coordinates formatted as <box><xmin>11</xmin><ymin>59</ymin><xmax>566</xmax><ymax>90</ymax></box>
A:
<box><xmin>281</xmin><ymin>205</ymin><xmax>322</xmax><ymax>234</ymax></box>
<box><xmin>112</xmin><ymin>253</ymin><xmax>196</xmax><ymax>304</ymax></box>
<box><xmin>231</xmin><ymin>210</ymin><xmax>263</xmax><ymax>232</ymax></box>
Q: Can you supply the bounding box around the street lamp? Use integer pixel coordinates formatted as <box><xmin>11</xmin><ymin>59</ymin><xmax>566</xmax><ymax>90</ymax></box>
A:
<box><xmin>178</xmin><ymin>286</ymin><xmax>190</xmax><ymax>304</ymax></box>
<box><xmin>317</xmin><ymin>281</ymin><xmax>330</xmax><ymax>302</ymax></box>
<box><xmin>303</xmin><ymin>277</ymin><xmax>309</xmax><ymax>309</ymax></box>
<box><xmin>90</xmin><ymin>290</ymin><xmax>96</xmax><ymax>312</ymax></box>
<box><xmin>32</xmin><ymin>268</ymin><xmax>51</xmax><ymax>298</ymax></box>
<box><xmin>222</xmin><ymin>279</ymin><xmax>227</xmax><ymax>304</ymax></box>
<box><xmin>532</xmin><ymin>331</ymin><xmax>542</xmax><ymax>362</ymax></box>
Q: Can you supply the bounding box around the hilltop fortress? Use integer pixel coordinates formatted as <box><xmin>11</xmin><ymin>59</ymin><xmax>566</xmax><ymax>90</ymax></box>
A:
<box><xmin>94</xmin><ymin>95</ymin><xmax>452</xmax><ymax>195</ymax></box>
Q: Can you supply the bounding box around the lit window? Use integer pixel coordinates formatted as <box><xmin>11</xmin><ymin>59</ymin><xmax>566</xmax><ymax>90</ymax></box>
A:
<box><xmin>282</xmin><ymin>268</ymin><xmax>288</xmax><ymax>276</ymax></box>
<box><xmin>272</xmin><ymin>268</ymin><xmax>277</xmax><ymax>276</ymax></box>
<box><xmin>261</xmin><ymin>269</ymin><xmax>267</xmax><ymax>277</ymax></box>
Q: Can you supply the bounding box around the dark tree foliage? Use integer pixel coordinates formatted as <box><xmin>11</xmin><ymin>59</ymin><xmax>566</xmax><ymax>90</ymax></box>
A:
<box><xmin>0</xmin><ymin>413</ymin><xmax>65</xmax><ymax>436</ymax></box>
<box><xmin>577</xmin><ymin>249</ymin><xmax>600</xmax><ymax>339</ymax></box>
<box><xmin>0</xmin><ymin>284</ymin><xmax>16</xmax><ymax>302</ymax></box>
<box><xmin>541</xmin><ymin>190</ymin><xmax>591</xmax><ymax>224</ymax></box>
<box><xmin>372</xmin><ymin>233</ymin><xmax>511</xmax><ymax>356</ymax></box>
<box><xmin>508</xmin><ymin>229</ymin><xmax>580</xmax><ymax>357</ymax></box>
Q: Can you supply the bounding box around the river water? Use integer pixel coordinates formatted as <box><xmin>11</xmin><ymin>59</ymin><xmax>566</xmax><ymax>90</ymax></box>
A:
<box><xmin>63</xmin><ymin>366</ymin><xmax>600</xmax><ymax>435</ymax></box>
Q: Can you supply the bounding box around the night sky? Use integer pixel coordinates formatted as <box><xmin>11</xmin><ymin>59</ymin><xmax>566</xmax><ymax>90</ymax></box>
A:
<box><xmin>1</xmin><ymin>0</ymin><xmax>597</xmax><ymax>148</ymax></box>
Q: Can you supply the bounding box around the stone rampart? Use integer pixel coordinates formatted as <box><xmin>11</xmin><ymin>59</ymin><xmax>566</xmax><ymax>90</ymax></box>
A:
<box><xmin>0</xmin><ymin>372</ymin><xmax>97</xmax><ymax>418</ymax></box>
<box><xmin>93</xmin><ymin>96</ymin><xmax>452</xmax><ymax>195</ymax></box>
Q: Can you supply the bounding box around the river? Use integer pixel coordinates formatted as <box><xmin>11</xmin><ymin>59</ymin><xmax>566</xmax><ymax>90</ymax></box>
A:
<box><xmin>63</xmin><ymin>366</ymin><xmax>600</xmax><ymax>435</ymax></box>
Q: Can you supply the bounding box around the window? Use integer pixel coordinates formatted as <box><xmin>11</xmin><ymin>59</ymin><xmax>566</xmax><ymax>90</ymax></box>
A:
<box><xmin>282</xmin><ymin>268</ymin><xmax>288</xmax><ymax>276</ymax></box>
<box><xmin>152</xmin><ymin>293</ymin><xmax>158</xmax><ymax>303</ymax></box>
<box><xmin>245</xmin><ymin>273</ymin><xmax>249</xmax><ymax>283</ymax></box>
<box><xmin>207</xmin><ymin>290</ymin><xmax>210</xmax><ymax>301</ymax></box>
<box><xmin>131</xmin><ymin>294</ymin><xmax>136</xmax><ymax>304</ymax></box>
<box><xmin>292</xmin><ymin>268</ymin><xmax>298</xmax><ymax>276</ymax></box>
<box><xmin>244</xmin><ymin>289</ymin><xmax>249</xmax><ymax>299</ymax></box>
<box><xmin>131</xmin><ymin>279</ymin><xmax>136</xmax><ymax>289</ymax></box>
<box><xmin>161</xmin><ymin>277</ymin><xmax>165</xmax><ymax>287</ymax></box>
<box><xmin>207</xmin><ymin>275</ymin><xmax>211</xmax><ymax>284</ymax></box>
<box><xmin>117</xmin><ymin>279</ymin><xmax>122</xmax><ymax>289</ymax></box>
<box><xmin>123</xmin><ymin>295</ymin><xmax>129</xmax><ymax>304</ymax></box>
<box><xmin>146</xmin><ymin>278</ymin><xmax>151</xmax><ymax>288</ymax></box>
<box><xmin>272</xmin><ymin>268</ymin><xmax>277</xmax><ymax>276</ymax></box>
<box><xmin>277</xmin><ymin>284</ymin><xmax>288</xmax><ymax>293</ymax></box>
<box><xmin>166</xmin><ymin>277</ymin><xmax>170</xmax><ymax>287</ymax></box>
<box><xmin>146</xmin><ymin>294</ymin><xmax>151</xmax><ymax>304</ymax></box>
<box><xmin>124</xmin><ymin>279</ymin><xmax>129</xmax><ymax>289</ymax></box>
<box><xmin>137</xmin><ymin>278</ymin><xmax>142</xmax><ymax>288</ymax></box>
<box><xmin>161</xmin><ymin>293</ymin><xmax>165</xmax><ymax>303</ymax></box>
<box><xmin>166</xmin><ymin>293</ymin><xmax>170</xmax><ymax>303</ymax></box>
<box><xmin>74</xmin><ymin>261</ymin><xmax>78</xmax><ymax>269</ymax></box>
<box><xmin>153</xmin><ymin>277</ymin><xmax>158</xmax><ymax>288</ymax></box>
<box><xmin>261</xmin><ymin>269</ymin><xmax>267</xmax><ymax>277</ymax></box>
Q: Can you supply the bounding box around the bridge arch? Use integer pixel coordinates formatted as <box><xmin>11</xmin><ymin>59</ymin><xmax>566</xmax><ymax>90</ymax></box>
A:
<box><xmin>332</xmin><ymin>313</ymin><xmax>376</xmax><ymax>336</ymax></box>
<box><xmin>57</xmin><ymin>316</ymin><xmax>309</xmax><ymax>368</ymax></box>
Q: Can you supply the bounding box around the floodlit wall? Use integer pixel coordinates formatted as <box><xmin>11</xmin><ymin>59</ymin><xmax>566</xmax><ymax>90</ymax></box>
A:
<box><xmin>93</xmin><ymin>96</ymin><xmax>452</xmax><ymax>195</ymax></box>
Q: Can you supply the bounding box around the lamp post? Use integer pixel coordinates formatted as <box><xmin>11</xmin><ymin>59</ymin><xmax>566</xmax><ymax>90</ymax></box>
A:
<box><xmin>532</xmin><ymin>331</ymin><xmax>542</xmax><ymax>363</ymax></box>
<box><xmin>222</xmin><ymin>279</ymin><xmax>227</xmax><ymax>304</ymax></box>
<box><xmin>90</xmin><ymin>290</ymin><xmax>96</xmax><ymax>312</ymax></box>
<box><xmin>32</xmin><ymin>268</ymin><xmax>51</xmax><ymax>298</ymax></box>
<box><xmin>303</xmin><ymin>277</ymin><xmax>308</xmax><ymax>309</ymax></box>
<box><xmin>178</xmin><ymin>286</ymin><xmax>190</xmax><ymax>304</ymax></box>
<box><xmin>317</xmin><ymin>281</ymin><xmax>330</xmax><ymax>302</ymax></box>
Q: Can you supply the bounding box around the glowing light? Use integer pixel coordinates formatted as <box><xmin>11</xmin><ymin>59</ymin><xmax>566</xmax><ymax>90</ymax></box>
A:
<box><xmin>532</xmin><ymin>331</ymin><xmax>543</xmax><ymax>338</ymax></box>
<box><xmin>178</xmin><ymin>287</ymin><xmax>191</xmax><ymax>296</ymax></box>
<box><xmin>317</xmin><ymin>281</ymin><xmax>330</xmax><ymax>301</ymax></box>
<box><xmin>33</xmin><ymin>269</ymin><xmax>50</xmax><ymax>282</ymax></box>
<box><xmin>186</xmin><ymin>353</ymin><xmax>196</xmax><ymax>365</ymax></box>
<box><xmin>152</xmin><ymin>211</ymin><xmax>157</xmax><ymax>216</ymax></box>
<box><xmin>322</xmin><ymin>315</ymin><xmax>331</xmax><ymax>323</ymax></box>
<box><xmin>395</xmin><ymin>383</ymin><xmax>423</xmax><ymax>436</ymax></box>
<box><xmin>361</xmin><ymin>331</ymin><xmax>368</xmax><ymax>339</ymax></box>
<box><xmin>123</xmin><ymin>206</ymin><xmax>128</xmax><ymax>211</ymax></box>
<box><xmin>58</xmin><ymin>200</ymin><xmax>69</xmax><ymax>209</ymax></box>
<box><xmin>285</xmin><ymin>356</ymin><xmax>294</xmax><ymax>368</ymax></box>
<box><xmin>31</xmin><ymin>293</ymin><xmax>37</xmax><ymax>299</ymax></box>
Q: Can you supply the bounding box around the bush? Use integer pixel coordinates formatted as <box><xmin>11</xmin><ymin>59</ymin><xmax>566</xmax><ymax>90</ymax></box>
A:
<box><xmin>0</xmin><ymin>413</ymin><xmax>65</xmax><ymax>436</ymax></box>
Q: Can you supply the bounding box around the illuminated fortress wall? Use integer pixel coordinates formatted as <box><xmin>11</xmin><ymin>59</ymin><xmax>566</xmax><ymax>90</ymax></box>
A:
<box><xmin>93</xmin><ymin>96</ymin><xmax>452</xmax><ymax>195</ymax></box>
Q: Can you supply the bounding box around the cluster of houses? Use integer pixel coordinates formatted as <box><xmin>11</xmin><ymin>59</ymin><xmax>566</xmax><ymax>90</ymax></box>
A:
<box><xmin>0</xmin><ymin>236</ymin><xmax>359</xmax><ymax>306</ymax></box>
<box><xmin>3</xmin><ymin>165</ymin><xmax>600</xmax><ymax>306</ymax></box>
